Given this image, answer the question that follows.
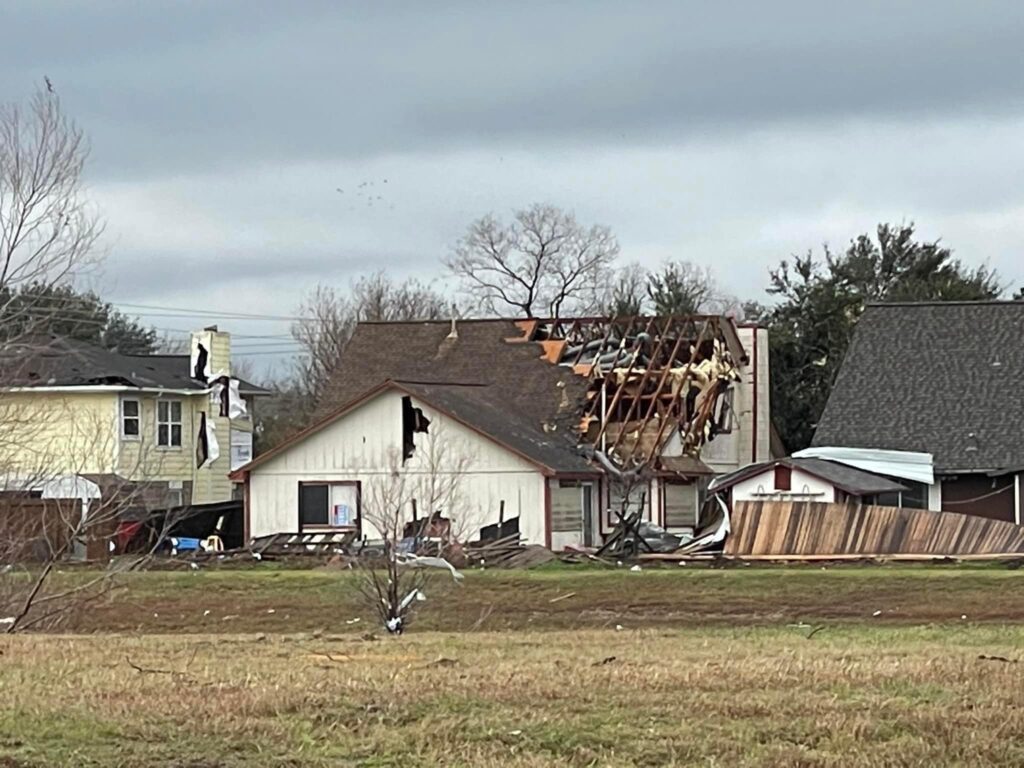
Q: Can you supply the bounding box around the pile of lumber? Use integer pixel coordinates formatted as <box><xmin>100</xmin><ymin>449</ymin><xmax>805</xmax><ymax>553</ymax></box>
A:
<box><xmin>464</xmin><ymin>534</ymin><xmax>556</xmax><ymax>568</ymax></box>
<box><xmin>250</xmin><ymin>531</ymin><xmax>357</xmax><ymax>557</ymax></box>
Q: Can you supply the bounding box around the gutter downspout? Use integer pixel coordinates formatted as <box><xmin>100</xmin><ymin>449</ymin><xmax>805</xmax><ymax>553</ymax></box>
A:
<box><xmin>1016</xmin><ymin>473</ymin><xmax>1021</xmax><ymax>526</ymax></box>
<box><xmin>750</xmin><ymin>327</ymin><xmax>759</xmax><ymax>463</ymax></box>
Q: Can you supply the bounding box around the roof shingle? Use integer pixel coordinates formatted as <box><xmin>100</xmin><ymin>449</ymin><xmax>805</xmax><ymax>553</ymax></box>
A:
<box><xmin>812</xmin><ymin>301</ymin><xmax>1024</xmax><ymax>472</ymax></box>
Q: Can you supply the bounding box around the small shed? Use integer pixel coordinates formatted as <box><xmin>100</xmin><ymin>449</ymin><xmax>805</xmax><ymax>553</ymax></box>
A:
<box><xmin>709</xmin><ymin>457</ymin><xmax>907</xmax><ymax>508</ymax></box>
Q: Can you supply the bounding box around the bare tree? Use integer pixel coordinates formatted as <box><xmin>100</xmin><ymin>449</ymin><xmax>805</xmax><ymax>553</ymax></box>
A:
<box><xmin>598</xmin><ymin>262</ymin><xmax>648</xmax><ymax>317</ymax></box>
<box><xmin>291</xmin><ymin>271</ymin><xmax>448</xmax><ymax>410</ymax></box>
<box><xmin>0</xmin><ymin>85</ymin><xmax>102</xmax><ymax>330</ymax></box>
<box><xmin>355</xmin><ymin>426</ymin><xmax>473</xmax><ymax>634</ymax></box>
<box><xmin>0</xmin><ymin>85</ymin><xmax>170</xmax><ymax>633</ymax></box>
<box><xmin>446</xmin><ymin>204</ymin><xmax>619</xmax><ymax>318</ymax></box>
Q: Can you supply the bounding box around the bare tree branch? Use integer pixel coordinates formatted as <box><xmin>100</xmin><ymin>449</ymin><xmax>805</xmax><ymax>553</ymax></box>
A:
<box><xmin>445</xmin><ymin>204</ymin><xmax>619</xmax><ymax>318</ymax></box>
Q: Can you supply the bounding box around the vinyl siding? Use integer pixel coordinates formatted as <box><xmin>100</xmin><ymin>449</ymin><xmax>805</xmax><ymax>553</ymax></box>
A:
<box><xmin>248</xmin><ymin>390</ymin><xmax>548</xmax><ymax>544</ymax></box>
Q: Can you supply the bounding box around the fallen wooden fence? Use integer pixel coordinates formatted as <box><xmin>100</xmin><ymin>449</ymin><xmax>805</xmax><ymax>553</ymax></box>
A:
<box><xmin>726</xmin><ymin>500</ymin><xmax>1024</xmax><ymax>557</ymax></box>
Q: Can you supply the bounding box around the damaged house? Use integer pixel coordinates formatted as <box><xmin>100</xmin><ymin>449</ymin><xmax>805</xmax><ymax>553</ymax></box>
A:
<box><xmin>0</xmin><ymin>327</ymin><xmax>268</xmax><ymax>510</ymax></box>
<box><xmin>812</xmin><ymin>301</ymin><xmax>1024</xmax><ymax>523</ymax></box>
<box><xmin>234</xmin><ymin>316</ymin><xmax>770</xmax><ymax>548</ymax></box>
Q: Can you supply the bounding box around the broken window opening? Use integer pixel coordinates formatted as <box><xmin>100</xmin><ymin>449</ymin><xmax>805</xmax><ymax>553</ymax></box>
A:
<box><xmin>401</xmin><ymin>396</ymin><xmax>431</xmax><ymax>462</ymax></box>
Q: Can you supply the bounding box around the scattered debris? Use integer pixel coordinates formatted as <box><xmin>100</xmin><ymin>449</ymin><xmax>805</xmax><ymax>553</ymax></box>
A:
<box><xmin>872</xmin><ymin>610</ymin><xmax>882</xmax><ymax>617</ymax></box>
<box><xmin>630</xmin><ymin>564</ymin><xmax>642</xmax><ymax>573</ymax></box>
<box><xmin>593</xmin><ymin>656</ymin><xmax>617</xmax><ymax>666</ymax></box>
<box><xmin>396</xmin><ymin>553</ymin><xmax>464</xmax><ymax>581</ymax></box>
<box><xmin>978</xmin><ymin>655</ymin><xmax>1017</xmax><ymax>663</ymax></box>
<box><xmin>345</xmin><ymin>617</ymin><xmax>361</xmax><ymax>625</ymax></box>
<box><xmin>548</xmin><ymin>592</ymin><xmax>577</xmax><ymax>603</ymax></box>
<box><xmin>465</xmin><ymin>535</ymin><xmax>557</xmax><ymax>569</ymax></box>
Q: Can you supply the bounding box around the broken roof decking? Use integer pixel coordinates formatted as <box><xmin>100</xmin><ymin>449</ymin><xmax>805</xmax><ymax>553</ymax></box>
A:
<box><xmin>1</xmin><ymin>335</ymin><xmax>268</xmax><ymax>394</ymax></box>
<box><xmin>709</xmin><ymin>458</ymin><xmax>908</xmax><ymax>496</ymax></box>
<box><xmin>319</xmin><ymin>315</ymin><xmax>745</xmax><ymax>473</ymax></box>
<box><xmin>522</xmin><ymin>315</ymin><xmax>743</xmax><ymax>468</ymax></box>
<box><xmin>813</xmin><ymin>301</ymin><xmax>1024</xmax><ymax>473</ymax></box>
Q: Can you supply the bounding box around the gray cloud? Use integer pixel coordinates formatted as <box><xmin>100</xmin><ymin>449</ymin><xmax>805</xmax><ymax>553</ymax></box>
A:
<box><xmin>2</xmin><ymin>0</ymin><xmax>1023</xmax><ymax>372</ymax></box>
<box><xmin>5</xmin><ymin>2</ymin><xmax>1024</xmax><ymax>180</ymax></box>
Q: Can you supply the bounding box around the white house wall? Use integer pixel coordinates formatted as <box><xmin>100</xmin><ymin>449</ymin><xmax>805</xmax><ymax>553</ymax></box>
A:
<box><xmin>247</xmin><ymin>390</ymin><xmax>548</xmax><ymax>544</ymax></box>
<box><xmin>731</xmin><ymin>467</ymin><xmax>836</xmax><ymax>503</ymax></box>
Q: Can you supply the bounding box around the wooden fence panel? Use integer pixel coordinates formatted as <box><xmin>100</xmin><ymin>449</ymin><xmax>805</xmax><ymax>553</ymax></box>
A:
<box><xmin>726</xmin><ymin>501</ymin><xmax>1024</xmax><ymax>556</ymax></box>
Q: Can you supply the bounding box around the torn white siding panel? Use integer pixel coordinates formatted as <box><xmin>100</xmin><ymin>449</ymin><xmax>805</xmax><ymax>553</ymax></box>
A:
<box><xmin>731</xmin><ymin>467</ymin><xmax>836</xmax><ymax>503</ymax></box>
<box><xmin>928</xmin><ymin>481</ymin><xmax>943</xmax><ymax>512</ymax></box>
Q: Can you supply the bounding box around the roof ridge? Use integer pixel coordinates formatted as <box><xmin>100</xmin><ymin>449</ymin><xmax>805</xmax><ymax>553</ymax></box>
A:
<box><xmin>866</xmin><ymin>300</ymin><xmax>1023</xmax><ymax>308</ymax></box>
<box><xmin>393</xmin><ymin>379</ymin><xmax>490</xmax><ymax>388</ymax></box>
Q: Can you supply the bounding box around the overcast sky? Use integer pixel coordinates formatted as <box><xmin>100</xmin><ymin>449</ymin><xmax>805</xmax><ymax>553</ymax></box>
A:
<box><xmin>4</xmin><ymin>1</ymin><xmax>1023</xmax><ymax>362</ymax></box>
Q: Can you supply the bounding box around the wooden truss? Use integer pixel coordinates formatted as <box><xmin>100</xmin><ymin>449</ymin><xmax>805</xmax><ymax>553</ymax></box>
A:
<box><xmin>519</xmin><ymin>315</ymin><xmax>743</xmax><ymax>470</ymax></box>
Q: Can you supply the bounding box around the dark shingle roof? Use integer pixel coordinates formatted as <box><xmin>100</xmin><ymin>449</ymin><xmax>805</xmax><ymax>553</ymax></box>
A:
<box><xmin>2</xmin><ymin>335</ymin><xmax>269</xmax><ymax>394</ymax></box>
<box><xmin>397</xmin><ymin>382</ymin><xmax>595</xmax><ymax>473</ymax></box>
<box><xmin>812</xmin><ymin>301</ymin><xmax>1024</xmax><ymax>472</ymax></box>
<box><xmin>315</xmin><ymin>320</ymin><xmax>594</xmax><ymax>473</ymax></box>
<box><xmin>710</xmin><ymin>457</ymin><xmax>907</xmax><ymax>496</ymax></box>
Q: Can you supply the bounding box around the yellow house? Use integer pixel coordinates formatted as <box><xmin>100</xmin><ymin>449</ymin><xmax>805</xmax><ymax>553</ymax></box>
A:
<box><xmin>0</xmin><ymin>327</ymin><xmax>268</xmax><ymax>508</ymax></box>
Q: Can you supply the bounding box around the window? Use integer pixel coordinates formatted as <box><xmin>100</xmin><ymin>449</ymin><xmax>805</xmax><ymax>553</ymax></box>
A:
<box><xmin>299</xmin><ymin>482</ymin><xmax>359</xmax><ymax>529</ymax></box>
<box><xmin>121</xmin><ymin>398</ymin><xmax>140</xmax><ymax>439</ymax></box>
<box><xmin>230</xmin><ymin>429</ymin><xmax>253</xmax><ymax>470</ymax></box>
<box><xmin>664</xmin><ymin>481</ymin><xmax>698</xmax><ymax>528</ymax></box>
<box><xmin>157</xmin><ymin>400</ymin><xmax>183</xmax><ymax>447</ymax></box>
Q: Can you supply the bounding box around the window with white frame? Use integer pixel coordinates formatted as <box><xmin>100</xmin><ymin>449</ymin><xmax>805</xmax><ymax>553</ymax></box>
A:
<box><xmin>156</xmin><ymin>400</ymin><xmax>183</xmax><ymax>447</ymax></box>
<box><xmin>120</xmin><ymin>398</ymin><xmax>141</xmax><ymax>439</ymax></box>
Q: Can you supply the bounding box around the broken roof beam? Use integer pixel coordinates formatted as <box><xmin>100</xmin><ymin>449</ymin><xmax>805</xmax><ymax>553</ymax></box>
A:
<box><xmin>609</xmin><ymin>317</ymin><xmax>708</xmax><ymax>464</ymax></box>
<box><xmin>580</xmin><ymin>316</ymin><xmax>640</xmax><ymax>423</ymax></box>
<box><xmin>601</xmin><ymin>316</ymin><xmax>683</xmax><ymax>460</ymax></box>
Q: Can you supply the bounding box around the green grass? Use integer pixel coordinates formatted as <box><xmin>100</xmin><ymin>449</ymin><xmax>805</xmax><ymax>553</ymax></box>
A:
<box><xmin>3</xmin><ymin>566</ymin><xmax>1024</xmax><ymax>765</ymax></box>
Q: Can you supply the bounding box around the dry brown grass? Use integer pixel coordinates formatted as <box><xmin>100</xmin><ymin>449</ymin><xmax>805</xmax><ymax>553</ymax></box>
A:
<box><xmin>4</xmin><ymin>624</ymin><xmax>1024</xmax><ymax>766</ymax></box>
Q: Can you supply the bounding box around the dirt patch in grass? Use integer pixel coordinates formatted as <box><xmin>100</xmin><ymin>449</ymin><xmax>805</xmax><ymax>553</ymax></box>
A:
<box><xmin>41</xmin><ymin>564</ymin><xmax>1024</xmax><ymax>634</ymax></box>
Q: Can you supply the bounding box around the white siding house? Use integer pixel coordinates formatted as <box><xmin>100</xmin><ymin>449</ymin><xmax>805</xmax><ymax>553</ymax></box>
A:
<box><xmin>237</xmin><ymin>382</ymin><xmax>600</xmax><ymax>548</ymax></box>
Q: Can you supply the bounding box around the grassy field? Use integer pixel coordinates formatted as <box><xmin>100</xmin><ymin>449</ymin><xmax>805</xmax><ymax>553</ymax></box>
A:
<box><xmin>48</xmin><ymin>562</ymin><xmax>1024</xmax><ymax>633</ymax></box>
<box><xmin>4</xmin><ymin>566</ymin><xmax>1024</xmax><ymax>766</ymax></box>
